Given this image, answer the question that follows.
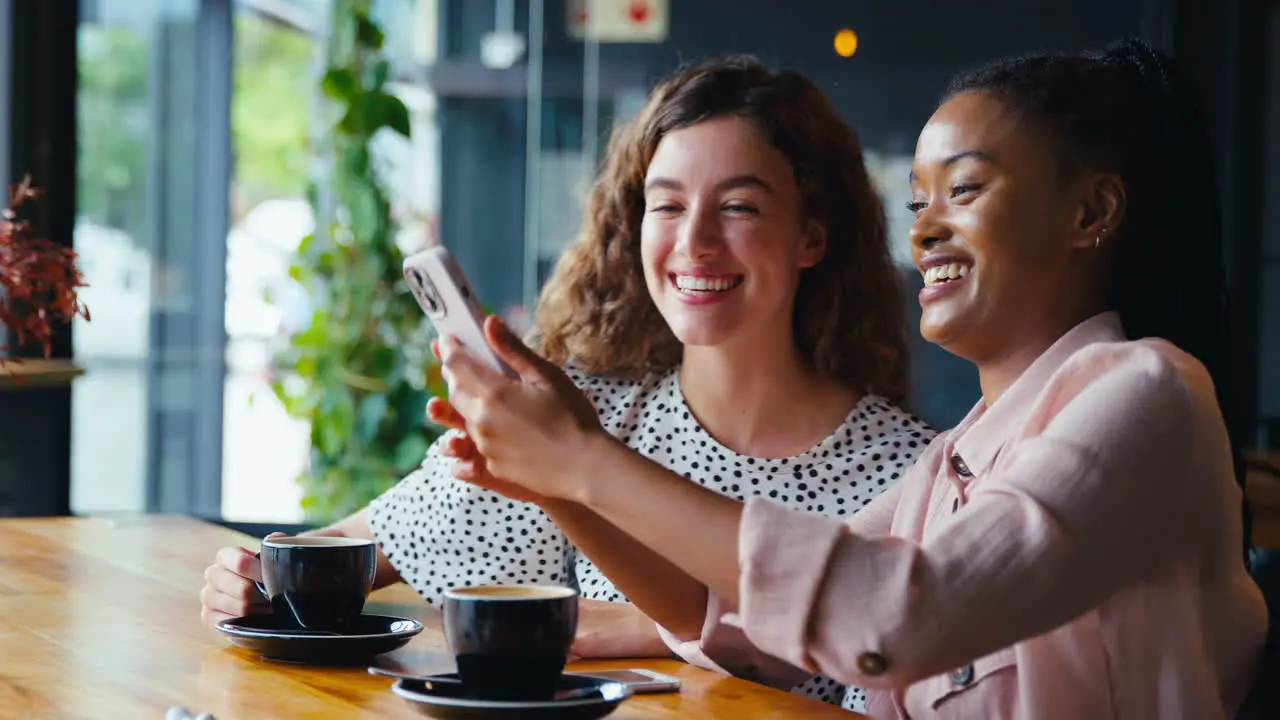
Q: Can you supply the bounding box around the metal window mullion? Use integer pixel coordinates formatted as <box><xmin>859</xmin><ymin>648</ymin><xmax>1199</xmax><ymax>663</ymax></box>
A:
<box><xmin>144</xmin><ymin>0</ymin><xmax>231</xmax><ymax>517</ymax></box>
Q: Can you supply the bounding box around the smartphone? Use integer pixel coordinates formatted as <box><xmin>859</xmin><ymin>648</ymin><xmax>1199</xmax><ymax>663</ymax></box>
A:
<box><xmin>402</xmin><ymin>246</ymin><xmax>516</xmax><ymax>378</ymax></box>
<box><xmin>572</xmin><ymin>669</ymin><xmax>682</xmax><ymax>694</ymax></box>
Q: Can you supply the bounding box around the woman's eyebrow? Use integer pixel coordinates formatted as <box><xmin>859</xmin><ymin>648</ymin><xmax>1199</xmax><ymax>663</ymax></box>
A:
<box><xmin>908</xmin><ymin>149</ymin><xmax>994</xmax><ymax>182</ymax></box>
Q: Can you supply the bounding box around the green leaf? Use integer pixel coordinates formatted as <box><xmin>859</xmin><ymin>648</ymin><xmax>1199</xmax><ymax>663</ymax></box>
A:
<box><xmin>338</xmin><ymin>91</ymin><xmax>411</xmax><ymax>139</ymax></box>
<box><xmin>337</xmin><ymin>94</ymin><xmax>377</xmax><ymax>137</ymax></box>
<box><xmin>317</xmin><ymin>388</ymin><xmax>354</xmax><ymax>456</ymax></box>
<box><xmin>317</xmin><ymin>250</ymin><xmax>336</xmax><ymax>275</ymax></box>
<box><xmin>341</xmin><ymin>145</ymin><xmax>369</xmax><ymax>175</ymax></box>
<box><xmin>373</xmin><ymin>92</ymin><xmax>412</xmax><ymax>137</ymax></box>
<box><xmin>355</xmin><ymin>15</ymin><xmax>385</xmax><ymax>50</ymax></box>
<box><xmin>317</xmin><ymin>419</ymin><xmax>343</xmax><ymax>458</ymax></box>
<box><xmin>356</xmin><ymin>392</ymin><xmax>388</xmax><ymax>442</ymax></box>
<box><xmin>321</xmin><ymin>68</ymin><xmax>358</xmax><ymax>100</ymax></box>
<box><xmin>371</xmin><ymin>59</ymin><xmax>390</xmax><ymax>89</ymax></box>
<box><xmin>392</xmin><ymin>432</ymin><xmax>431</xmax><ymax>473</ymax></box>
<box><xmin>337</xmin><ymin>102</ymin><xmax>365</xmax><ymax>136</ymax></box>
<box><xmin>369</xmin><ymin>346</ymin><xmax>402</xmax><ymax>381</ymax></box>
<box><xmin>346</xmin><ymin>178</ymin><xmax>382</xmax><ymax>240</ymax></box>
<box><xmin>293</xmin><ymin>323</ymin><xmax>327</xmax><ymax>348</ymax></box>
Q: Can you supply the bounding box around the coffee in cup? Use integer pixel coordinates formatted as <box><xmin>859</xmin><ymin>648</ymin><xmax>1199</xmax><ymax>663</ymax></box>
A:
<box><xmin>256</xmin><ymin>536</ymin><xmax>377</xmax><ymax>631</ymax></box>
<box><xmin>442</xmin><ymin>584</ymin><xmax>578</xmax><ymax>701</ymax></box>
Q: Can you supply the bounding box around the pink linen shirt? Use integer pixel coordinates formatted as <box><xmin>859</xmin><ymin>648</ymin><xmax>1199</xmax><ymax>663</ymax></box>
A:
<box><xmin>664</xmin><ymin>312</ymin><xmax>1268</xmax><ymax>718</ymax></box>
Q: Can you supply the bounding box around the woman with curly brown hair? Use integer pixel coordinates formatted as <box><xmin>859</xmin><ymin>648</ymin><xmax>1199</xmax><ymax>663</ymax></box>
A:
<box><xmin>200</xmin><ymin>55</ymin><xmax>932</xmax><ymax>712</ymax></box>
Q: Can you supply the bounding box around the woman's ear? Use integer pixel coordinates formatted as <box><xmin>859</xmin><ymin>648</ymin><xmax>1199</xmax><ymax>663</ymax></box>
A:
<box><xmin>798</xmin><ymin>219</ymin><xmax>828</xmax><ymax>268</ymax></box>
<box><xmin>1073</xmin><ymin>172</ymin><xmax>1126</xmax><ymax>249</ymax></box>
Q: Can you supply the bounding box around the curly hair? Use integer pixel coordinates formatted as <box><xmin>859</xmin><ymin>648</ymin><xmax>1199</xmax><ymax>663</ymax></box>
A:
<box><xmin>533</xmin><ymin>56</ymin><xmax>911</xmax><ymax>405</ymax></box>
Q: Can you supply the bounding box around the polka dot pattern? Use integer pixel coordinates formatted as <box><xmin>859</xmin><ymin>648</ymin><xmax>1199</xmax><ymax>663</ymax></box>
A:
<box><xmin>368</xmin><ymin>365</ymin><xmax>935</xmax><ymax>713</ymax></box>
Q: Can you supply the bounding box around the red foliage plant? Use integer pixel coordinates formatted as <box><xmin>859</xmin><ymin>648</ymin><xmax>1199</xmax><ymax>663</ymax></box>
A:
<box><xmin>0</xmin><ymin>176</ymin><xmax>89</xmax><ymax>359</ymax></box>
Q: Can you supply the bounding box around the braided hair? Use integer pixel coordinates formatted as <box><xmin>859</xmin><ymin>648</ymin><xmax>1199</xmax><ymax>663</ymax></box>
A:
<box><xmin>943</xmin><ymin>38</ymin><xmax>1251</xmax><ymax>564</ymax></box>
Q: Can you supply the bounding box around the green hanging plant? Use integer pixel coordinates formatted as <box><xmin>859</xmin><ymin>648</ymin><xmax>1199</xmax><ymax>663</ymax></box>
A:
<box><xmin>271</xmin><ymin>0</ymin><xmax>445</xmax><ymax>524</ymax></box>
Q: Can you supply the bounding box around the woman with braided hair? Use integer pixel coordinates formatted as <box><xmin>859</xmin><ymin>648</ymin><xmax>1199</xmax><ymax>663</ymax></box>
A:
<box><xmin>433</xmin><ymin>38</ymin><xmax>1268</xmax><ymax>717</ymax></box>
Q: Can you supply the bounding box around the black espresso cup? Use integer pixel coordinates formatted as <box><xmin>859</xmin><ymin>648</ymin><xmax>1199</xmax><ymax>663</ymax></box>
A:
<box><xmin>442</xmin><ymin>584</ymin><xmax>579</xmax><ymax>701</ymax></box>
<box><xmin>255</xmin><ymin>536</ymin><xmax>377</xmax><ymax>632</ymax></box>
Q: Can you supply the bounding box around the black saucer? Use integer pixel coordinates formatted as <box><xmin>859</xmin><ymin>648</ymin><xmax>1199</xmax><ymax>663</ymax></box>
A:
<box><xmin>215</xmin><ymin>613</ymin><xmax>423</xmax><ymax>665</ymax></box>
<box><xmin>391</xmin><ymin>673</ymin><xmax>632</xmax><ymax>720</ymax></box>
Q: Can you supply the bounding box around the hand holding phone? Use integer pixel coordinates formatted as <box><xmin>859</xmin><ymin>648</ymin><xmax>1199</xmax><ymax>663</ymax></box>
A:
<box><xmin>403</xmin><ymin>246</ymin><xmax>517</xmax><ymax>379</ymax></box>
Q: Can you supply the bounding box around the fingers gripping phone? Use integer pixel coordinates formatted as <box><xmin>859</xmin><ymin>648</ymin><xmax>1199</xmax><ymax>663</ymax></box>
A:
<box><xmin>403</xmin><ymin>247</ymin><xmax>517</xmax><ymax>379</ymax></box>
<box><xmin>575</xmin><ymin>669</ymin><xmax>681</xmax><ymax>694</ymax></box>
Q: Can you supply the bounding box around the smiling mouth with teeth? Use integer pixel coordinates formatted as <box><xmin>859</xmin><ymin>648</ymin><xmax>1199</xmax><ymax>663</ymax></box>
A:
<box><xmin>672</xmin><ymin>274</ymin><xmax>744</xmax><ymax>294</ymax></box>
<box><xmin>923</xmin><ymin>263</ymin><xmax>972</xmax><ymax>287</ymax></box>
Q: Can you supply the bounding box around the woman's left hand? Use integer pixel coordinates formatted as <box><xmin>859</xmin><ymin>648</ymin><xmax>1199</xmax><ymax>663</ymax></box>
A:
<box><xmin>427</xmin><ymin>397</ymin><xmax>548</xmax><ymax>506</ymax></box>
<box><xmin>571</xmin><ymin>599</ymin><xmax>674</xmax><ymax>660</ymax></box>
<box><xmin>436</xmin><ymin>315</ymin><xmax>604</xmax><ymax>502</ymax></box>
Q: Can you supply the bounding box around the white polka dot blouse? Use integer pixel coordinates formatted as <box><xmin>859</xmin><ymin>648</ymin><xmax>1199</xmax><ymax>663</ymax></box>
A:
<box><xmin>368</xmin><ymin>365</ymin><xmax>935</xmax><ymax>712</ymax></box>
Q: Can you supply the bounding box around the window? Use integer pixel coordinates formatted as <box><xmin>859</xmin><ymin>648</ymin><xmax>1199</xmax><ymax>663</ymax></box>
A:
<box><xmin>73</xmin><ymin>0</ymin><xmax>426</xmax><ymax>523</ymax></box>
<box><xmin>74</xmin><ymin>0</ymin><xmax>223</xmax><ymax>516</ymax></box>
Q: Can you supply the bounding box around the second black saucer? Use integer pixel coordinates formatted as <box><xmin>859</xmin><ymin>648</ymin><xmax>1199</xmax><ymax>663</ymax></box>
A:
<box><xmin>391</xmin><ymin>673</ymin><xmax>632</xmax><ymax>720</ymax></box>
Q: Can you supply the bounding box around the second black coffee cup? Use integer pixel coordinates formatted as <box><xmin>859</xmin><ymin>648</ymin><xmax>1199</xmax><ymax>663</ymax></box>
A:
<box><xmin>442</xmin><ymin>584</ymin><xmax>579</xmax><ymax>701</ymax></box>
<box><xmin>256</xmin><ymin>536</ymin><xmax>377</xmax><ymax>631</ymax></box>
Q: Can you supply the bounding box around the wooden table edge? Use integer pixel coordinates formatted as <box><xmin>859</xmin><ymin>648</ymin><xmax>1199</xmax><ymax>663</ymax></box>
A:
<box><xmin>0</xmin><ymin>358</ymin><xmax>84</xmax><ymax>389</ymax></box>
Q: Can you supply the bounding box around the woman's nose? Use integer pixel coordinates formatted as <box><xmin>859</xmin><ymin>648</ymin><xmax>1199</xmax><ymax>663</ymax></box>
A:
<box><xmin>676</xmin><ymin>205</ymin><xmax>724</xmax><ymax>257</ymax></box>
<box><xmin>908</xmin><ymin>206</ymin><xmax>951</xmax><ymax>251</ymax></box>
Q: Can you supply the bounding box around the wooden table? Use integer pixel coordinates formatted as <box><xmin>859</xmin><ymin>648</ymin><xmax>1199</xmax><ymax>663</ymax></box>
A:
<box><xmin>0</xmin><ymin>515</ymin><xmax>860</xmax><ymax>719</ymax></box>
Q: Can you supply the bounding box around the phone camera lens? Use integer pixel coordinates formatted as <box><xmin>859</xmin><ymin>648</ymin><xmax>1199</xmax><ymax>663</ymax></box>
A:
<box><xmin>408</xmin><ymin>266</ymin><xmax>444</xmax><ymax>316</ymax></box>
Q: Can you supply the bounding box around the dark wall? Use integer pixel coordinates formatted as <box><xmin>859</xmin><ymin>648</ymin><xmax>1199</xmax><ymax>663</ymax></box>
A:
<box><xmin>1262</xmin><ymin>10</ymin><xmax>1280</xmax><ymax>445</ymax></box>
<box><xmin>2</xmin><ymin>0</ymin><xmax>78</xmax><ymax>516</ymax></box>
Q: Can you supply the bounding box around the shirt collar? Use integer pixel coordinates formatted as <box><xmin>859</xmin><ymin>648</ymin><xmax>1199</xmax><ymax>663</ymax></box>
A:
<box><xmin>950</xmin><ymin>311</ymin><xmax>1127</xmax><ymax>477</ymax></box>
